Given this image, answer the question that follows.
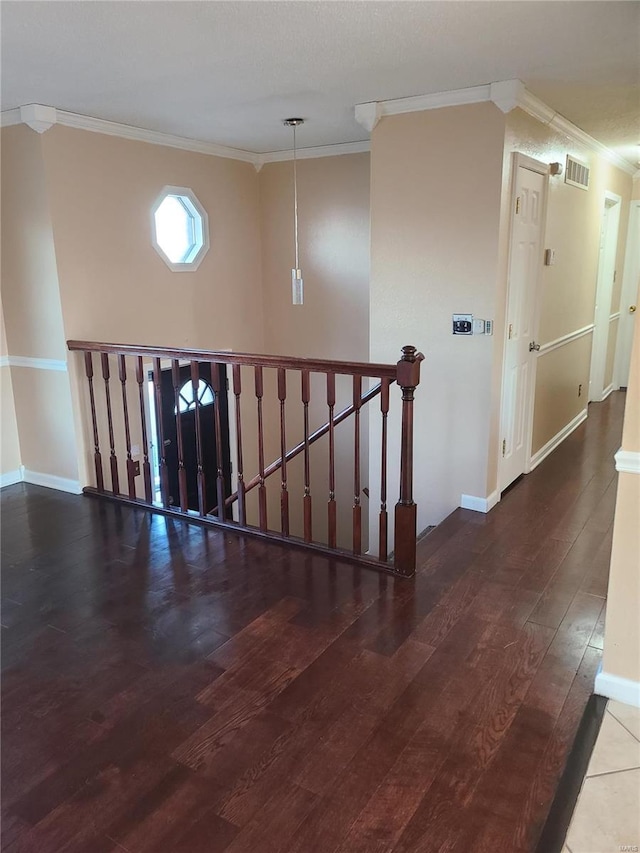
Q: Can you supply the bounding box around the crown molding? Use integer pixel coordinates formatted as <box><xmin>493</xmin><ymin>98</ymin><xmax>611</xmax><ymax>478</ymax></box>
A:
<box><xmin>2</xmin><ymin>88</ymin><xmax>634</xmax><ymax>174</ymax></box>
<box><xmin>354</xmin><ymin>102</ymin><xmax>383</xmax><ymax>133</ymax></box>
<box><xmin>355</xmin><ymin>84</ymin><xmax>492</xmax><ymax>132</ymax></box>
<box><xmin>1</xmin><ymin>104</ymin><xmax>370</xmax><ymax>167</ymax></box>
<box><xmin>20</xmin><ymin>104</ymin><xmax>57</xmax><ymax>133</ymax></box>
<box><xmin>355</xmin><ymin>79</ymin><xmax>636</xmax><ymax>176</ymax></box>
<box><xmin>255</xmin><ymin>140</ymin><xmax>370</xmax><ymax>169</ymax></box>
<box><xmin>59</xmin><ymin>109</ymin><xmax>259</xmax><ymax>163</ymax></box>
<box><xmin>1</xmin><ymin>108</ymin><xmax>22</xmax><ymax>127</ymax></box>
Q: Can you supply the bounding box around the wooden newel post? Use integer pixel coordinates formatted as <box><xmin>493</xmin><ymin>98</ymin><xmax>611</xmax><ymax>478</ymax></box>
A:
<box><xmin>394</xmin><ymin>345</ymin><xmax>423</xmax><ymax>577</ymax></box>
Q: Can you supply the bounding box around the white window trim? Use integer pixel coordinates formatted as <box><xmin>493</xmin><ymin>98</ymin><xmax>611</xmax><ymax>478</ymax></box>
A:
<box><xmin>151</xmin><ymin>185</ymin><xmax>210</xmax><ymax>272</ymax></box>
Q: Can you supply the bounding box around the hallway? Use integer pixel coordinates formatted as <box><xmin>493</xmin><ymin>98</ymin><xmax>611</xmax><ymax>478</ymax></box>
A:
<box><xmin>0</xmin><ymin>392</ymin><xmax>626</xmax><ymax>852</ymax></box>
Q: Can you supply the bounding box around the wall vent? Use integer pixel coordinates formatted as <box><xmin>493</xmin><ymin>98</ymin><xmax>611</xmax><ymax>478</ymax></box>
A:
<box><xmin>564</xmin><ymin>155</ymin><xmax>590</xmax><ymax>190</ymax></box>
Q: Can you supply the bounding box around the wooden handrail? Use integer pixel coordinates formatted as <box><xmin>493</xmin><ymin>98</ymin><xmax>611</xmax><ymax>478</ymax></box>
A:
<box><xmin>69</xmin><ymin>340</ymin><xmax>424</xmax><ymax>577</ymax></box>
<box><xmin>225</xmin><ymin>381</ymin><xmax>384</xmax><ymax>506</ymax></box>
<box><xmin>67</xmin><ymin>340</ymin><xmax>397</xmax><ymax>380</ymax></box>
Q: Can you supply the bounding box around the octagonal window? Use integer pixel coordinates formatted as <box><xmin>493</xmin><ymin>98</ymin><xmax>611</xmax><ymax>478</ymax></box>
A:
<box><xmin>151</xmin><ymin>187</ymin><xmax>209</xmax><ymax>271</ymax></box>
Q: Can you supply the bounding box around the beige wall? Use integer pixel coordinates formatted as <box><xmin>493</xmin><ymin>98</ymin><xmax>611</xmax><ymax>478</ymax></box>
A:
<box><xmin>42</xmin><ymin>125</ymin><xmax>264</xmax><ymax>352</ymax></box>
<box><xmin>0</xmin><ymin>300</ymin><xmax>21</xmax><ymax>476</ymax></box>
<box><xmin>258</xmin><ymin>154</ymin><xmax>371</xmax><ymax>545</ymax></box>
<box><xmin>369</xmin><ymin>103</ymin><xmax>507</xmax><ymax>532</ymax></box>
<box><xmin>602</xmin><ymin>319</ymin><xmax>640</xmax><ymax>687</ymax></box>
<box><xmin>1</xmin><ymin>126</ymin><xmax>67</xmax><ymax>360</ymax></box>
<box><xmin>498</xmin><ymin>109</ymin><xmax>632</xmax><ymax>457</ymax></box>
<box><xmin>531</xmin><ymin>335</ymin><xmax>591</xmax><ymax>453</ymax></box>
<box><xmin>1</xmin><ymin>125</ymin><xmax>79</xmax><ymax>482</ymax></box>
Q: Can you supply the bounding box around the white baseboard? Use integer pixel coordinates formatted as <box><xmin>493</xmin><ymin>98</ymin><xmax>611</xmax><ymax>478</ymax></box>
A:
<box><xmin>460</xmin><ymin>490</ymin><xmax>500</xmax><ymax>513</ymax></box>
<box><xmin>529</xmin><ymin>408</ymin><xmax>588</xmax><ymax>471</ymax></box>
<box><xmin>615</xmin><ymin>448</ymin><xmax>640</xmax><ymax>475</ymax></box>
<box><xmin>0</xmin><ymin>469</ymin><xmax>23</xmax><ymax>488</ymax></box>
<box><xmin>595</xmin><ymin>669</ymin><xmax>640</xmax><ymax>709</ymax></box>
<box><xmin>602</xmin><ymin>383</ymin><xmax>615</xmax><ymax>400</ymax></box>
<box><xmin>21</xmin><ymin>467</ymin><xmax>83</xmax><ymax>495</ymax></box>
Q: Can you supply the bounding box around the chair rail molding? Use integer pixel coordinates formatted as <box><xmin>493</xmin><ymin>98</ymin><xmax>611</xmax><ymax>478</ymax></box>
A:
<box><xmin>7</xmin><ymin>355</ymin><xmax>68</xmax><ymax>372</ymax></box>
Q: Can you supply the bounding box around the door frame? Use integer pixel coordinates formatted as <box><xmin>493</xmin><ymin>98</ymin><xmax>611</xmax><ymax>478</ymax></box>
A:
<box><xmin>614</xmin><ymin>199</ymin><xmax>640</xmax><ymax>389</ymax></box>
<box><xmin>144</xmin><ymin>355</ymin><xmax>240</xmax><ymax>519</ymax></box>
<box><xmin>589</xmin><ymin>190</ymin><xmax>622</xmax><ymax>402</ymax></box>
<box><xmin>498</xmin><ymin>152</ymin><xmax>550</xmax><ymax>493</ymax></box>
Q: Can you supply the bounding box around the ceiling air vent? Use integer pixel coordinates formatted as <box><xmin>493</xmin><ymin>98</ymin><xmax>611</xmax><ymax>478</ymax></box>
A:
<box><xmin>564</xmin><ymin>155</ymin><xmax>590</xmax><ymax>190</ymax></box>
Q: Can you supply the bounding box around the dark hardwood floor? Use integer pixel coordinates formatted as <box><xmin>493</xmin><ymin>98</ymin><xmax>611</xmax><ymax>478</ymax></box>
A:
<box><xmin>1</xmin><ymin>392</ymin><xmax>625</xmax><ymax>853</ymax></box>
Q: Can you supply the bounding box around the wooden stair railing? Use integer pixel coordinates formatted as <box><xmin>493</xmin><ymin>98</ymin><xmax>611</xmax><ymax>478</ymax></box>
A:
<box><xmin>67</xmin><ymin>340</ymin><xmax>424</xmax><ymax>577</ymax></box>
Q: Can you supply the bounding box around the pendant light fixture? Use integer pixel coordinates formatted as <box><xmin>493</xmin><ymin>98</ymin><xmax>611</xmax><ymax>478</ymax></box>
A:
<box><xmin>284</xmin><ymin>118</ymin><xmax>304</xmax><ymax>305</ymax></box>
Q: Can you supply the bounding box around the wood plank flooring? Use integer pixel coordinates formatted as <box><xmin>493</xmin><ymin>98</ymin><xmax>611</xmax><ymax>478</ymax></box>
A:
<box><xmin>1</xmin><ymin>392</ymin><xmax>625</xmax><ymax>852</ymax></box>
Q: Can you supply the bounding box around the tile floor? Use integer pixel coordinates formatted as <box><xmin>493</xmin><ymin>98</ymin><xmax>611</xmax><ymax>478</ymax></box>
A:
<box><xmin>563</xmin><ymin>700</ymin><xmax>640</xmax><ymax>853</ymax></box>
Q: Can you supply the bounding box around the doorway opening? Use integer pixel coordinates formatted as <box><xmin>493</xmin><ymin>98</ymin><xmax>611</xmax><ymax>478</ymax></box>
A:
<box><xmin>589</xmin><ymin>191</ymin><xmax>622</xmax><ymax>402</ymax></box>
<box><xmin>146</xmin><ymin>362</ymin><xmax>232</xmax><ymax>514</ymax></box>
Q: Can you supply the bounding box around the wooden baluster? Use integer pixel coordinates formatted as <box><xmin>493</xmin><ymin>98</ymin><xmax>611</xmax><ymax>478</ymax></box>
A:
<box><xmin>135</xmin><ymin>357</ymin><xmax>153</xmax><ymax>502</ymax></box>
<box><xmin>171</xmin><ymin>359</ymin><xmax>189</xmax><ymax>512</ymax></box>
<box><xmin>211</xmin><ymin>363</ymin><xmax>226</xmax><ymax>521</ymax></box>
<box><xmin>302</xmin><ymin>369</ymin><xmax>312</xmax><ymax>543</ymax></box>
<box><xmin>118</xmin><ymin>355</ymin><xmax>137</xmax><ymax>500</ymax></box>
<box><xmin>352</xmin><ymin>375</ymin><xmax>362</xmax><ymax>555</ymax></box>
<box><xmin>278</xmin><ymin>368</ymin><xmax>289</xmax><ymax>536</ymax></box>
<box><xmin>394</xmin><ymin>345</ymin><xmax>422</xmax><ymax>577</ymax></box>
<box><xmin>232</xmin><ymin>364</ymin><xmax>246</xmax><ymax>526</ymax></box>
<box><xmin>379</xmin><ymin>377</ymin><xmax>390</xmax><ymax>562</ymax></box>
<box><xmin>84</xmin><ymin>351</ymin><xmax>104</xmax><ymax>491</ymax></box>
<box><xmin>153</xmin><ymin>357</ymin><xmax>170</xmax><ymax>508</ymax></box>
<box><xmin>327</xmin><ymin>372</ymin><xmax>337</xmax><ymax>549</ymax></box>
<box><xmin>255</xmin><ymin>366</ymin><xmax>267</xmax><ymax>531</ymax></box>
<box><xmin>191</xmin><ymin>361</ymin><xmax>207</xmax><ymax>516</ymax></box>
<box><xmin>101</xmin><ymin>352</ymin><xmax>120</xmax><ymax>494</ymax></box>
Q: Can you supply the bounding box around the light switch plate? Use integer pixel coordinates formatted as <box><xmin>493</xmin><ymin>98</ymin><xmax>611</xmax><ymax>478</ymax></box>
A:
<box><xmin>453</xmin><ymin>314</ymin><xmax>473</xmax><ymax>335</ymax></box>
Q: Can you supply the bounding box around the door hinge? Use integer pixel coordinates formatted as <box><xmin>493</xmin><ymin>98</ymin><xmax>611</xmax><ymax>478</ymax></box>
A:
<box><xmin>508</xmin><ymin>323</ymin><xmax>513</xmax><ymax>340</ymax></box>
<box><xmin>502</xmin><ymin>439</ymin><xmax>506</xmax><ymax>457</ymax></box>
<box><xmin>515</xmin><ymin>196</ymin><xmax>521</xmax><ymax>215</ymax></box>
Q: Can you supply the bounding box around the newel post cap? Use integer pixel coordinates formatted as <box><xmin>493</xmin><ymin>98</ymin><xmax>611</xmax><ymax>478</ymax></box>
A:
<box><xmin>396</xmin><ymin>346</ymin><xmax>424</xmax><ymax>388</ymax></box>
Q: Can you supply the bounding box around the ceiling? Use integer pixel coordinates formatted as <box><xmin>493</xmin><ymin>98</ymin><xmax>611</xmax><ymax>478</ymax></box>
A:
<box><xmin>1</xmin><ymin>1</ymin><xmax>638</xmax><ymax>165</ymax></box>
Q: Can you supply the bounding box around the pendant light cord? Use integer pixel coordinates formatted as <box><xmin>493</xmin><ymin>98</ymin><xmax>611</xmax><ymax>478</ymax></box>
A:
<box><xmin>293</xmin><ymin>124</ymin><xmax>299</xmax><ymax>270</ymax></box>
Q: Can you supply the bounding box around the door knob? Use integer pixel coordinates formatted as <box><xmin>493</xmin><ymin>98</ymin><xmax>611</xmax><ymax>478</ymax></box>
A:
<box><xmin>529</xmin><ymin>341</ymin><xmax>541</xmax><ymax>352</ymax></box>
<box><xmin>630</xmin><ymin>305</ymin><xmax>637</xmax><ymax>314</ymax></box>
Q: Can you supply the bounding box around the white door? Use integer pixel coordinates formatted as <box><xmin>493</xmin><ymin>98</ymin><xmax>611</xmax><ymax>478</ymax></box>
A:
<box><xmin>589</xmin><ymin>193</ymin><xmax>621</xmax><ymax>401</ymax></box>
<box><xmin>500</xmin><ymin>161</ymin><xmax>547</xmax><ymax>492</ymax></box>
<box><xmin>614</xmin><ymin>199</ymin><xmax>640</xmax><ymax>388</ymax></box>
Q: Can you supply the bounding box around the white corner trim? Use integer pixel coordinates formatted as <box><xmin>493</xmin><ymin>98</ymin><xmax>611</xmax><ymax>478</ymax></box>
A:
<box><xmin>530</xmin><ymin>408</ymin><xmax>588</xmax><ymax>471</ymax></box>
<box><xmin>257</xmin><ymin>140</ymin><xmax>370</xmax><ymax>166</ymax></box>
<box><xmin>20</xmin><ymin>103</ymin><xmax>57</xmax><ymax>133</ymax></box>
<box><xmin>22</xmin><ymin>468</ymin><xmax>83</xmax><ymax>495</ymax></box>
<box><xmin>609</xmin><ymin>312</ymin><xmax>621</xmax><ymax>322</ymax></box>
<box><xmin>0</xmin><ymin>469</ymin><xmax>23</xmax><ymax>488</ymax></box>
<box><xmin>8</xmin><ymin>355</ymin><xmax>67</xmax><ymax>372</ymax></box>
<box><xmin>595</xmin><ymin>669</ymin><xmax>640</xmax><ymax>709</ymax></box>
<box><xmin>354</xmin><ymin>80</ymin><xmax>636</xmax><ymax>175</ymax></box>
<box><xmin>537</xmin><ymin>324</ymin><xmax>595</xmax><ymax>356</ymax></box>
<box><xmin>354</xmin><ymin>102</ymin><xmax>384</xmax><ymax>133</ymax></box>
<box><xmin>615</xmin><ymin>448</ymin><xmax>640</xmax><ymax>475</ymax></box>
<box><xmin>0</xmin><ymin>356</ymin><xmax>10</xmax><ymax>368</ymax></box>
<box><xmin>460</xmin><ymin>491</ymin><xmax>500</xmax><ymax>513</ymax></box>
